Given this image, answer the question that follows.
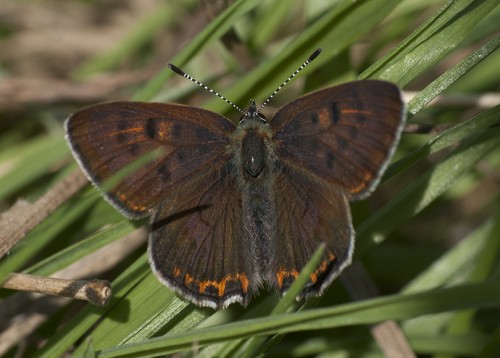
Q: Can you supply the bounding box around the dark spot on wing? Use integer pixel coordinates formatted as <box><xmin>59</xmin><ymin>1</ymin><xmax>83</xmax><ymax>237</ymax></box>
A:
<box><xmin>310</xmin><ymin>112</ymin><xmax>319</xmax><ymax>125</ymax></box>
<box><xmin>331</xmin><ymin>103</ymin><xmax>340</xmax><ymax>124</ymax></box>
<box><xmin>146</xmin><ymin>118</ymin><xmax>157</xmax><ymax>139</ymax></box>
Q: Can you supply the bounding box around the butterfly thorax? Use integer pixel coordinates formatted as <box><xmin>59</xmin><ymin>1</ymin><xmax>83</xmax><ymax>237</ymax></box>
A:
<box><xmin>235</xmin><ymin>100</ymin><xmax>275</xmax><ymax>181</ymax></box>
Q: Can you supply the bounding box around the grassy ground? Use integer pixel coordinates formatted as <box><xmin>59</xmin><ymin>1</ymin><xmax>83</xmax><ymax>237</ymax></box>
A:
<box><xmin>0</xmin><ymin>0</ymin><xmax>499</xmax><ymax>357</ymax></box>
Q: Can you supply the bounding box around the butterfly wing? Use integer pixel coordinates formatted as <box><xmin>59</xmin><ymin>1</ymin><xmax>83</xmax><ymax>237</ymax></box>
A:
<box><xmin>269</xmin><ymin>166</ymin><xmax>353</xmax><ymax>297</ymax></box>
<box><xmin>65</xmin><ymin>102</ymin><xmax>236</xmax><ymax>218</ymax></box>
<box><xmin>66</xmin><ymin>101</ymin><xmax>252</xmax><ymax>308</ymax></box>
<box><xmin>268</xmin><ymin>80</ymin><xmax>404</xmax><ymax>297</ymax></box>
<box><xmin>148</xmin><ymin>161</ymin><xmax>252</xmax><ymax>309</ymax></box>
<box><xmin>271</xmin><ymin>80</ymin><xmax>405</xmax><ymax>200</ymax></box>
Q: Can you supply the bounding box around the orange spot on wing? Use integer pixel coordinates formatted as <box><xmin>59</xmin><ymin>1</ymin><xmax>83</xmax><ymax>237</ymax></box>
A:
<box><xmin>277</xmin><ymin>252</ymin><xmax>337</xmax><ymax>287</ymax></box>
<box><xmin>177</xmin><ymin>269</ymin><xmax>249</xmax><ymax>298</ymax></box>
<box><xmin>184</xmin><ymin>273</ymin><xmax>194</xmax><ymax>285</ymax></box>
<box><xmin>107</xmin><ymin>127</ymin><xmax>144</xmax><ymax>138</ymax></box>
<box><xmin>350</xmin><ymin>168</ymin><xmax>379</xmax><ymax>193</ymax></box>
<box><xmin>276</xmin><ymin>268</ymin><xmax>299</xmax><ymax>289</ymax></box>
<box><xmin>172</xmin><ymin>267</ymin><xmax>181</xmax><ymax>277</ymax></box>
<box><xmin>317</xmin><ymin>108</ymin><xmax>331</xmax><ymax>126</ymax></box>
<box><xmin>239</xmin><ymin>273</ymin><xmax>249</xmax><ymax>293</ymax></box>
<box><xmin>310</xmin><ymin>272</ymin><xmax>318</xmax><ymax>283</ymax></box>
<box><xmin>342</xmin><ymin>109</ymin><xmax>373</xmax><ymax>115</ymax></box>
<box><xmin>197</xmin><ymin>273</ymin><xmax>250</xmax><ymax>297</ymax></box>
<box><xmin>118</xmin><ymin>193</ymin><xmax>147</xmax><ymax>212</ymax></box>
<box><xmin>310</xmin><ymin>252</ymin><xmax>336</xmax><ymax>283</ymax></box>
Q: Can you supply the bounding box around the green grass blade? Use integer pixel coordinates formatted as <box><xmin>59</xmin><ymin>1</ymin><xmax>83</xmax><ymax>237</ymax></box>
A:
<box><xmin>408</xmin><ymin>35</ymin><xmax>500</xmax><ymax>115</ymax></box>
<box><xmin>0</xmin><ymin>135</ymin><xmax>68</xmax><ymax>199</ymax></box>
<box><xmin>361</xmin><ymin>0</ymin><xmax>499</xmax><ymax>86</ymax></box>
<box><xmin>96</xmin><ymin>280</ymin><xmax>500</xmax><ymax>357</ymax></box>
<box><xmin>357</xmin><ymin>126</ymin><xmax>500</xmax><ymax>255</ymax></box>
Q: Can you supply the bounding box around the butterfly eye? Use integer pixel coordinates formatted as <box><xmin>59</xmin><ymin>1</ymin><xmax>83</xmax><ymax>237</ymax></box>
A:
<box><xmin>258</xmin><ymin>113</ymin><xmax>267</xmax><ymax>122</ymax></box>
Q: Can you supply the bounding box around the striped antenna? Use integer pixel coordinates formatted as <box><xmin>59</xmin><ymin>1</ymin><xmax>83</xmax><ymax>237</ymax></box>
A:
<box><xmin>258</xmin><ymin>48</ymin><xmax>323</xmax><ymax>113</ymax></box>
<box><xmin>167</xmin><ymin>64</ymin><xmax>244</xmax><ymax>114</ymax></box>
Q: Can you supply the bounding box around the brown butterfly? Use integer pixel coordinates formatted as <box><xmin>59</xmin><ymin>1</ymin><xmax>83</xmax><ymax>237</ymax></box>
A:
<box><xmin>65</xmin><ymin>49</ymin><xmax>405</xmax><ymax>309</ymax></box>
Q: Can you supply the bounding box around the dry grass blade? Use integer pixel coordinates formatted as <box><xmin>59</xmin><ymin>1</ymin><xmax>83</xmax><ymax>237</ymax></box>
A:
<box><xmin>0</xmin><ymin>169</ymin><xmax>88</xmax><ymax>259</ymax></box>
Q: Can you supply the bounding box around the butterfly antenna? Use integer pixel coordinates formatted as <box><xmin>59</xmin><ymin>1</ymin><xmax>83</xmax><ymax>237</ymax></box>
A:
<box><xmin>168</xmin><ymin>63</ymin><xmax>244</xmax><ymax>114</ymax></box>
<box><xmin>258</xmin><ymin>48</ymin><xmax>323</xmax><ymax>113</ymax></box>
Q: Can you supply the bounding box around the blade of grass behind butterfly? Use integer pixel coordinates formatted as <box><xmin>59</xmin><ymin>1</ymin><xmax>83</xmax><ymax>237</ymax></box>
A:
<box><xmin>202</xmin><ymin>246</ymin><xmax>325</xmax><ymax>358</ymax></box>
<box><xmin>94</xmin><ymin>279</ymin><xmax>500</xmax><ymax>357</ymax></box>
<box><xmin>376</xmin><ymin>36</ymin><xmax>499</xmax><ymax>179</ymax></box>
<box><xmin>23</xmin><ymin>220</ymin><xmax>139</xmax><ymax>277</ymax></box>
<box><xmin>356</xmin><ymin>126</ymin><xmax>500</xmax><ymax>256</ymax></box>
<box><xmin>407</xmin><ymin>35</ymin><xmax>499</xmax><ymax>116</ymax></box>
<box><xmin>203</xmin><ymin>0</ymin><xmax>403</xmax><ymax>116</ymax></box>
<box><xmin>403</xmin><ymin>215</ymin><xmax>498</xmax><ymax>295</ymax></box>
<box><xmin>0</xmin><ymin>134</ymin><xmax>68</xmax><ymax>200</ymax></box>
<box><xmin>385</xmin><ymin>104</ymin><xmax>500</xmax><ymax>181</ymax></box>
<box><xmin>360</xmin><ymin>0</ymin><xmax>499</xmax><ymax>86</ymax></box>
<box><xmin>401</xmin><ymin>207</ymin><xmax>500</xmax><ymax>340</ymax></box>
<box><xmin>133</xmin><ymin>0</ymin><xmax>261</xmax><ymax>102</ymax></box>
<box><xmin>480</xmin><ymin>328</ymin><xmax>500</xmax><ymax>358</ymax></box>
<box><xmin>355</xmin><ymin>0</ymin><xmax>439</xmax><ymax>72</ymax></box>
<box><xmin>443</xmin><ymin>203</ymin><xmax>500</xmax><ymax>347</ymax></box>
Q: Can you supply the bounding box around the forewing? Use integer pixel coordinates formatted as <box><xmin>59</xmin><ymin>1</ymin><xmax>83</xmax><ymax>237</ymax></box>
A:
<box><xmin>65</xmin><ymin>102</ymin><xmax>235</xmax><ymax>218</ymax></box>
<box><xmin>148</xmin><ymin>162</ymin><xmax>250</xmax><ymax>309</ymax></box>
<box><xmin>269</xmin><ymin>165</ymin><xmax>353</xmax><ymax>298</ymax></box>
<box><xmin>271</xmin><ymin>80</ymin><xmax>405</xmax><ymax>200</ymax></box>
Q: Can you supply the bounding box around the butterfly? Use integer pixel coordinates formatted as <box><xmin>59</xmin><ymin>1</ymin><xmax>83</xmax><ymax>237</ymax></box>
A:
<box><xmin>65</xmin><ymin>48</ymin><xmax>405</xmax><ymax>309</ymax></box>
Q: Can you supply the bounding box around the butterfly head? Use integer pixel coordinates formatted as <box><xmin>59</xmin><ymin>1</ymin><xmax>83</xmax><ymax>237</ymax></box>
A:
<box><xmin>239</xmin><ymin>100</ymin><xmax>267</xmax><ymax>126</ymax></box>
